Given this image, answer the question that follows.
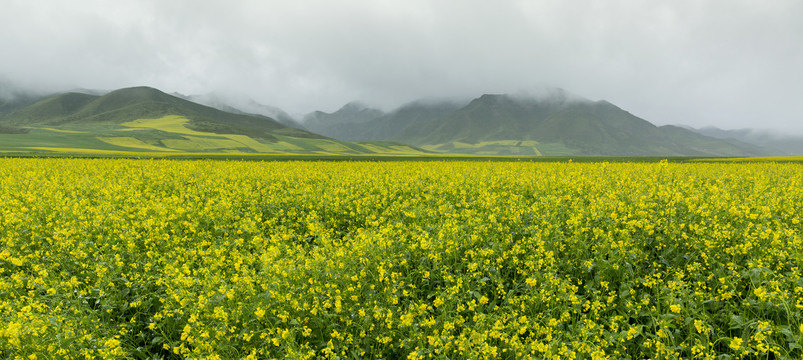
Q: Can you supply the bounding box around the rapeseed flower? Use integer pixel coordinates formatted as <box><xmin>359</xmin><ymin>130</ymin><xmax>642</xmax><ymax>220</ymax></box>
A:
<box><xmin>1</xmin><ymin>159</ymin><xmax>801</xmax><ymax>359</ymax></box>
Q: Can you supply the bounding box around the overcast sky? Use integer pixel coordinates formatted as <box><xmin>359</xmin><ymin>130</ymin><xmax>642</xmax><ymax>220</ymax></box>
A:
<box><xmin>1</xmin><ymin>0</ymin><xmax>802</xmax><ymax>133</ymax></box>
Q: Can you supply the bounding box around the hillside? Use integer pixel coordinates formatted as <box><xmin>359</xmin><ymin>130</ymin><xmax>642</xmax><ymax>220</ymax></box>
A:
<box><xmin>1</xmin><ymin>86</ymin><xmax>294</xmax><ymax>138</ymax></box>
<box><xmin>177</xmin><ymin>93</ymin><xmax>306</xmax><ymax>129</ymax></box>
<box><xmin>304</xmin><ymin>91</ymin><xmax>773</xmax><ymax>156</ymax></box>
<box><xmin>0</xmin><ymin>86</ymin><xmax>428</xmax><ymax>155</ymax></box>
<box><xmin>312</xmin><ymin>100</ymin><xmax>465</xmax><ymax>142</ymax></box>
<box><xmin>302</xmin><ymin>102</ymin><xmax>385</xmax><ymax>139</ymax></box>
<box><xmin>1</xmin><ymin>84</ymin><xmax>781</xmax><ymax>157</ymax></box>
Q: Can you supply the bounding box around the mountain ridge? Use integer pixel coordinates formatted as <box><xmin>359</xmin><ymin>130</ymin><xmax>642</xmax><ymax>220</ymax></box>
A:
<box><xmin>175</xmin><ymin>92</ymin><xmax>306</xmax><ymax>130</ymax></box>
<box><xmin>689</xmin><ymin>126</ymin><xmax>803</xmax><ymax>156</ymax></box>
<box><xmin>0</xmin><ymin>83</ymin><xmax>785</xmax><ymax>156</ymax></box>
<box><xmin>0</xmin><ymin>86</ymin><xmax>305</xmax><ymax>140</ymax></box>
<box><xmin>300</xmin><ymin>92</ymin><xmax>772</xmax><ymax>156</ymax></box>
<box><xmin>0</xmin><ymin>86</ymin><xmax>429</xmax><ymax>155</ymax></box>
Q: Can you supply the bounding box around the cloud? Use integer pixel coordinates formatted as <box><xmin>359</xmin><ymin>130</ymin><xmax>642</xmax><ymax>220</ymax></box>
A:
<box><xmin>1</xmin><ymin>0</ymin><xmax>801</xmax><ymax>133</ymax></box>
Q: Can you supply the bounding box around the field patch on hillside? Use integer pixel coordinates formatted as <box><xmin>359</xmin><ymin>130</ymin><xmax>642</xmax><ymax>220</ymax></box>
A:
<box><xmin>97</xmin><ymin>136</ymin><xmax>178</xmax><ymax>152</ymax></box>
<box><xmin>422</xmin><ymin>140</ymin><xmax>554</xmax><ymax>155</ymax></box>
<box><xmin>120</xmin><ymin>115</ymin><xmax>205</xmax><ymax>135</ymax></box>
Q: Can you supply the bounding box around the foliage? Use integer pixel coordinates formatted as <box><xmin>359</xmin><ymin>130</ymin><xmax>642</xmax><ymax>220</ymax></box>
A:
<box><xmin>1</xmin><ymin>159</ymin><xmax>802</xmax><ymax>359</ymax></box>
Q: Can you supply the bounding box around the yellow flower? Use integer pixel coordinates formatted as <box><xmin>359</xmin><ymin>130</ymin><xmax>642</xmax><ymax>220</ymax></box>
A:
<box><xmin>669</xmin><ymin>304</ymin><xmax>681</xmax><ymax>313</ymax></box>
<box><xmin>104</xmin><ymin>338</ymin><xmax>121</xmax><ymax>348</ymax></box>
<box><xmin>754</xmin><ymin>287</ymin><xmax>768</xmax><ymax>301</ymax></box>
<box><xmin>694</xmin><ymin>319</ymin><xmax>708</xmax><ymax>334</ymax></box>
<box><xmin>626</xmin><ymin>326</ymin><xmax>639</xmax><ymax>340</ymax></box>
<box><xmin>730</xmin><ymin>337</ymin><xmax>743</xmax><ymax>351</ymax></box>
<box><xmin>254</xmin><ymin>308</ymin><xmax>266</xmax><ymax>319</ymax></box>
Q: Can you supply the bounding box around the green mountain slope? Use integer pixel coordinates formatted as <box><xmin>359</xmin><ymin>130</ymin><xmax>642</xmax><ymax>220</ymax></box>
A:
<box><xmin>3</xmin><ymin>86</ymin><xmax>295</xmax><ymax>139</ymax></box>
<box><xmin>5</xmin><ymin>92</ymin><xmax>98</xmax><ymax>123</ymax></box>
<box><xmin>0</xmin><ymin>86</ymin><xmax>428</xmax><ymax>155</ymax></box>
<box><xmin>1</xmin><ymin>84</ymin><xmax>778</xmax><ymax>157</ymax></box>
<box><xmin>302</xmin><ymin>102</ymin><xmax>385</xmax><ymax>139</ymax></box>
<box><xmin>311</xmin><ymin>91</ymin><xmax>773</xmax><ymax>156</ymax></box>
<box><xmin>428</xmin><ymin>95</ymin><xmax>772</xmax><ymax>156</ymax></box>
<box><xmin>401</xmin><ymin>94</ymin><xmax>553</xmax><ymax>144</ymax></box>
<box><xmin>177</xmin><ymin>93</ymin><xmax>307</xmax><ymax>130</ymax></box>
<box><xmin>343</xmin><ymin>100</ymin><xmax>464</xmax><ymax>141</ymax></box>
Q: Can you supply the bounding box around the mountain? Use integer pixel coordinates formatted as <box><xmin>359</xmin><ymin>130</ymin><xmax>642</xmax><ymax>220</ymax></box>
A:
<box><xmin>409</xmin><ymin>94</ymin><xmax>769</xmax><ymax>156</ymax></box>
<box><xmin>0</xmin><ymin>86</ymin><xmax>427</xmax><ymax>155</ymax></box>
<box><xmin>238</xmin><ymin>100</ymin><xmax>303</xmax><ymax>129</ymax></box>
<box><xmin>0</xmin><ymin>83</ymin><xmax>783</xmax><ymax>157</ymax></box>
<box><xmin>691</xmin><ymin>127</ymin><xmax>803</xmax><ymax>156</ymax></box>
<box><xmin>0</xmin><ymin>81</ymin><xmax>48</xmax><ymax>117</ymax></box>
<box><xmin>178</xmin><ymin>93</ymin><xmax>306</xmax><ymax>129</ymax></box>
<box><xmin>1</xmin><ymin>86</ymin><xmax>300</xmax><ymax>139</ymax></box>
<box><xmin>307</xmin><ymin>99</ymin><xmax>465</xmax><ymax>142</ymax></box>
<box><xmin>310</xmin><ymin>91</ymin><xmax>773</xmax><ymax>156</ymax></box>
<box><xmin>302</xmin><ymin>102</ymin><xmax>385</xmax><ymax>138</ymax></box>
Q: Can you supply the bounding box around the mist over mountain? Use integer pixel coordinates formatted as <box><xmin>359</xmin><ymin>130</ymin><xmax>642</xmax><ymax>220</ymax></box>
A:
<box><xmin>691</xmin><ymin>127</ymin><xmax>803</xmax><ymax>156</ymax></box>
<box><xmin>176</xmin><ymin>93</ymin><xmax>305</xmax><ymax>130</ymax></box>
<box><xmin>0</xmin><ymin>80</ymin><xmax>49</xmax><ymax>116</ymax></box>
<box><xmin>238</xmin><ymin>100</ymin><xmax>304</xmax><ymax>130</ymax></box>
<box><xmin>302</xmin><ymin>102</ymin><xmax>386</xmax><ymax>138</ymax></box>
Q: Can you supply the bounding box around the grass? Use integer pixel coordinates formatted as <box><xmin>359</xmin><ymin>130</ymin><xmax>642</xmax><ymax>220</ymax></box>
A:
<box><xmin>0</xmin><ymin>129</ymin><xmax>127</xmax><ymax>152</ymax></box>
<box><xmin>218</xmin><ymin>135</ymin><xmax>280</xmax><ymax>153</ymax></box>
<box><xmin>693</xmin><ymin>156</ymin><xmax>803</xmax><ymax>163</ymax></box>
<box><xmin>420</xmin><ymin>140</ymin><xmax>575</xmax><ymax>156</ymax></box>
<box><xmin>97</xmin><ymin>137</ymin><xmax>179</xmax><ymax>152</ymax></box>
<box><xmin>8</xmin><ymin>150</ymin><xmax>799</xmax><ymax>164</ymax></box>
<box><xmin>27</xmin><ymin>127</ymin><xmax>87</xmax><ymax>134</ymax></box>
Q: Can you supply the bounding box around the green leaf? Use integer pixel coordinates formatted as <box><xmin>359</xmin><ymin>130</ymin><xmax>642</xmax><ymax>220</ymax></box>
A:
<box><xmin>729</xmin><ymin>315</ymin><xmax>745</xmax><ymax>329</ymax></box>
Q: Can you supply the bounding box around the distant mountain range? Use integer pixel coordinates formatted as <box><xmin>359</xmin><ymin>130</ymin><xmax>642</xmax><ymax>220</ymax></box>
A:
<box><xmin>302</xmin><ymin>90</ymin><xmax>777</xmax><ymax>156</ymax></box>
<box><xmin>0</xmin><ymin>86</ymin><xmax>424</xmax><ymax>155</ymax></box>
<box><xmin>1</xmin><ymin>81</ymin><xmax>797</xmax><ymax>156</ymax></box>
<box><xmin>688</xmin><ymin>127</ymin><xmax>803</xmax><ymax>156</ymax></box>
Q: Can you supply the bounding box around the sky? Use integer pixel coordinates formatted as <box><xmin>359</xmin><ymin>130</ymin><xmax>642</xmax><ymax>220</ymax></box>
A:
<box><xmin>1</xmin><ymin>0</ymin><xmax>802</xmax><ymax>133</ymax></box>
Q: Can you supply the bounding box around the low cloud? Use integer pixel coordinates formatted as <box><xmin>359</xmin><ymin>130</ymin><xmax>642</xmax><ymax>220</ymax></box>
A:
<box><xmin>1</xmin><ymin>0</ymin><xmax>801</xmax><ymax>133</ymax></box>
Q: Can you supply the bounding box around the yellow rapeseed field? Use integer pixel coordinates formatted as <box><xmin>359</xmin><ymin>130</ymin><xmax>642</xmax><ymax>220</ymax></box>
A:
<box><xmin>1</xmin><ymin>159</ymin><xmax>801</xmax><ymax>359</ymax></box>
